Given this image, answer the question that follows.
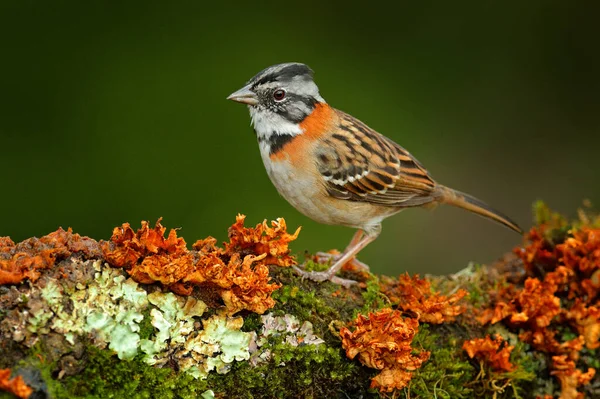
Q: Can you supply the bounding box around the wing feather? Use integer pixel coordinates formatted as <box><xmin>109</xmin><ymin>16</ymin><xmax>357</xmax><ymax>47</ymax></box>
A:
<box><xmin>317</xmin><ymin>110</ymin><xmax>437</xmax><ymax>207</ymax></box>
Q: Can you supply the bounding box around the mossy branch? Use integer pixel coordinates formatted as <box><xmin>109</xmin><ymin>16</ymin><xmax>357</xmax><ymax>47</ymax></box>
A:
<box><xmin>0</xmin><ymin>202</ymin><xmax>599</xmax><ymax>399</ymax></box>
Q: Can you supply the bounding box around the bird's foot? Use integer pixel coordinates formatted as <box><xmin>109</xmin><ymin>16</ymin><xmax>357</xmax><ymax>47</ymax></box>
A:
<box><xmin>292</xmin><ymin>265</ymin><xmax>357</xmax><ymax>288</ymax></box>
<box><xmin>312</xmin><ymin>251</ymin><xmax>370</xmax><ymax>272</ymax></box>
<box><xmin>313</xmin><ymin>250</ymin><xmax>342</xmax><ymax>264</ymax></box>
<box><xmin>293</xmin><ymin>247</ymin><xmax>371</xmax><ymax>287</ymax></box>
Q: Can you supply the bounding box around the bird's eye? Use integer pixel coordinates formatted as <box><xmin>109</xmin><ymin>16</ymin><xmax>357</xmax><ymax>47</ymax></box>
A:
<box><xmin>273</xmin><ymin>89</ymin><xmax>286</xmax><ymax>101</ymax></box>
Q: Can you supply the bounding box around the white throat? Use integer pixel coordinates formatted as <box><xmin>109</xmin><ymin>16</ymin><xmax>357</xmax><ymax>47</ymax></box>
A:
<box><xmin>248</xmin><ymin>107</ymin><xmax>302</xmax><ymax>166</ymax></box>
<box><xmin>249</xmin><ymin>106</ymin><xmax>303</xmax><ymax>140</ymax></box>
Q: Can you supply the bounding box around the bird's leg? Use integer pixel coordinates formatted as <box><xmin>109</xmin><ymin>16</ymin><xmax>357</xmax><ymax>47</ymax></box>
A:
<box><xmin>338</xmin><ymin>229</ymin><xmax>371</xmax><ymax>272</ymax></box>
<box><xmin>309</xmin><ymin>230</ymin><xmax>370</xmax><ymax>272</ymax></box>
<box><xmin>294</xmin><ymin>225</ymin><xmax>380</xmax><ymax>287</ymax></box>
<box><xmin>314</xmin><ymin>230</ymin><xmax>365</xmax><ymax>263</ymax></box>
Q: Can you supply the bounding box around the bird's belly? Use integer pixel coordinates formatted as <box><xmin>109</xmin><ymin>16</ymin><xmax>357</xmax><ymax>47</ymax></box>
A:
<box><xmin>263</xmin><ymin>159</ymin><xmax>331</xmax><ymax>222</ymax></box>
<box><xmin>262</xmin><ymin>156</ymin><xmax>397</xmax><ymax>229</ymax></box>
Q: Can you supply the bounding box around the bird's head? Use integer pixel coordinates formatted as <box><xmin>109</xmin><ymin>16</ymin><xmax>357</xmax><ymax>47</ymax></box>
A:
<box><xmin>227</xmin><ymin>62</ymin><xmax>325</xmax><ymax>138</ymax></box>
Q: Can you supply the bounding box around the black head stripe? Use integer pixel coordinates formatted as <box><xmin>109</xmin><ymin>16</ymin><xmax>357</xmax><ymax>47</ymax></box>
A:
<box><xmin>274</xmin><ymin>63</ymin><xmax>313</xmax><ymax>81</ymax></box>
<box><xmin>290</xmin><ymin>93</ymin><xmax>318</xmax><ymax>108</ymax></box>
<box><xmin>276</xmin><ymin>93</ymin><xmax>318</xmax><ymax>123</ymax></box>
<box><xmin>249</xmin><ymin>63</ymin><xmax>314</xmax><ymax>87</ymax></box>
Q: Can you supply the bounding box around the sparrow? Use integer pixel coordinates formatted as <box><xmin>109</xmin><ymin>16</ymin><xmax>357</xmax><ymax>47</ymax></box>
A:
<box><xmin>227</xmin><ymin>62</ymin><xmax>521</xmax><ymax>286</ymax></box>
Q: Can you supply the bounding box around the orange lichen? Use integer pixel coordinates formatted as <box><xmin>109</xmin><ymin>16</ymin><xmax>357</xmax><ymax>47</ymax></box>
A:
<box><xmin>462</xmin><ymin>335</ymin><xmax>515</xmax><ymax>373</ymax></box>
<box><xmin>340</xmin><ymin>308</ymin><xmax>430</xmax><ymax>392</ymax></box>
<box><xmin>0</xmin><ymin>237</ymin><xmax>15</xmax><ymax>252</ymax></box>
<box><xmin>563</xmin><ymin>300</ymin><xmax>600</xmax><ymax>350</ymax></box>
<box><xmin>214</xmin><ymin>254</ymin><xmax>278</xmax><ymax>315</ymax></box>
<box><xmin>517</xmin><ymin>224</ymin><xmax>561</xmax><ymax>276</ymax></box>
<box><xmin>187</xmin><ymin>239</ymin><xmax>280</xmax><ymax>315</ymax></box>
<box><xmin>479</xmin><ymin>210</ymin><xmax>600</xmax><ymax>398</ymax></box>
<box><xmin>380</xmin><ymin>273</ymin><xmax>467</xmax><ymax>324</ymax></box>
<box><xmin>101</xmin><ymin>218</ymin><xmax>189</xmax><ymax>270</ymax></box>
<box><xmin>225</xmin><ymin>214</ymin><xmax>300</xmax><ymax>267</ymax></box>
<box><xmin>551</xmin><ymin>356</ymin><xmax>596</xmax><ymax>399</ymax></box>
<box><xmin>516</xmin><ymin>225</ymin><xmax>600</xmax><ymax>306</ymax></box>
<box><xmin>557</xmin><ymin>228</ymin><xmax>600</xmax><ymax>302</ymax></box>
<box><xmin>511</xmin><ymin>277</ymin><xmax>561</xmax><ymax>328</ymax></box>
<box><xmin>102</xmin><ymin>215</ymin><xmax>296</xmax><ymax>315</ymax></box>
<box><xmin>559</xmin><ymin>228</ymin><xmax>600</xmax><ymax>273</ymax></box>
<box><xmin>0</xmin><ymin>228</ymin><xmax>101</xmax><ymax>285</ymax></box>
<box><xmin>0</xmin><ymin>369</ymin><xmax>33</xmax><ymax>399</ymax></box>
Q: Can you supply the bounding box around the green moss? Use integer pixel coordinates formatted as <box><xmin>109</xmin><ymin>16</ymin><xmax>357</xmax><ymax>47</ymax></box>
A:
<box><xmin>241</xmin><ymin>313</ymin><xmax>262</xmax><ymax>332</ymax></box>
<box><xmin>461</xmin><ymin>264</ymin><xmax>487</xmax><ymax>308</ymax></box>
<box><xmin>16</xmin><ymin>324</ymin><xmax>361</xmax><ymax>399</ymax></box>
<box><xmin>36</xmin><ymin>346</ymin><xmax>209</xmax><ymax>399</ymax></box>
<box><xmin>273</xmin><ymin>262</ymin><xmax>382</xmax><ymax>332</ymax></box>
<box><xmin>272</xmin><ymin>270</ymin><xmax>346</xmax><ymax>339</ymax></box>
<box><xmin>207</xmin><ymin>342</ymin><xmax>374</xmax><ymax>399</ymax></box>
<box><xmin>532</xmin><ymin>201</ymin><xmax>571</xmax><ymax>244</ymax></box>
<box><xmin>273</xmin><ymin>284</ymin><xmax>332</xmax><ymax>322</ymax></box>
<box><xmin>558</xmin><ymin>327</ymin><xmax>579</xmax><ymax>343</ymax></box>
<box><xmin>408</xmin><ymin>324</ymin><xmax>474</xmax><ymax>399</ymax></box>
<box><xmin>301</xmin><ymin>259</ymin><xmax>329</xmax><ymax>273</ymax></box>
<box><xmin>533</xmin><ymin>200</ymin><xmax>553</xmax><ymax>225</ymax></box>
<box><xmin>136</xmin><ymin>309</ymin><xmax>155</xmax><ymax>341</ymax></box>
<box><xmin>582</xmin><ymin>347</ymin><xmax>600</xmax><ymax>370</ymax></box>
<box><xmin>357</xmin><ymin>276</ymin><xmax>386</xmax><ymax>315</ymax></box>
<box><xmin>451</xmin><ymin>333</ymin><xmax>539</xmax><ymax>399</ymax></box>
<box><xmin>502</xmin><ymin>341</ymin><xmax>540</xmax><ymax>399</ymax></box>
<box><xmin>272</xmin><ymin>284</ymin><xmax>301</xmax><ymax>305</ymax></box>
<box><xmin>11</xmin><ymin>205</ymin><xmax>594</xmax><ymax>398</ymax></box>
<box><xmin>404</xmin><ymin>325</ymin><xmax>538</xmax><ymax>399</ymax></box>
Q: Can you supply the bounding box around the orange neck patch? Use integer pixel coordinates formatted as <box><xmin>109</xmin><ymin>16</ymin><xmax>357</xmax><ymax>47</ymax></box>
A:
<box><xmin>269</xmin><ymin>102</ymin><xmax>335</xmax><ymax>161</ymax></box>
<box><xmin>299</xmin><ymin>102</ymin><xmax>335</xmax><ymax>139</ymax></box>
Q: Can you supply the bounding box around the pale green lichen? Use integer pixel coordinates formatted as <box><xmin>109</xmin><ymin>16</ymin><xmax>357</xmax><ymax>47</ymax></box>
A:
<box><xmin>201</xmin><ymin>316</ymin><xmax>250</xmax><ymax>365</ymax></box>
<box><xmin>40</xmin><ymin>278</ymin><xmax>63</xmax><ymax>306</ymax></box>
<box><xmin>140</xmin><ymin>292</ymin><xmax>209</xmax><ymax>365</ymax></box>
<box><xmin>39</xmin><ymin>261</ymin><xmax>149</xmax><ymax>358</ymax></box>
<box><xmin>20</xmin><ymin>260</ymin><xmax>328</xmax><ymax>385</ymax></box>
<box><xmin>27</xmin><ymin>259</ymin><xmax>256</xmax><ymax>379</ymax></box>
<box><xmin>179</xmin><ymin>315</ymin><xmax>252</xmax><ymax>379</ymax></box>
<box><xmin>6</xmin><ymin>260</ymin><xmax>368</xmax><ymax>397</ymax></box>
<box><xmin>26</xmin><ymin>307</ymin><xmax>53</xmax><ymax>334</ymax></box>
<box><xmin>200</xmin><ymin>390</ymin><xmax>215</xmax><ymax>399</ymax></box>
<box><xmin>25</xmin><ymin>281</ymin><xmax>62</xmax><ymax>334</ymax></box>
<box><xmin>108</xmin><ymin>323</ymin><xmax>141</xmax><ymax>360</ymax></box>
<box><xmin>135</xmin><ymin>290</ymin><xmax>254</xmax><ymax>380</ymax></box>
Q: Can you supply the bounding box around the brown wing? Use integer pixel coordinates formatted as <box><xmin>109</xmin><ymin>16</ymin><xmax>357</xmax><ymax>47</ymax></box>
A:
<box><xmin>316</xmin><ymin>110</ymin><xmax>438</xmax><ymax>207</ymax></box>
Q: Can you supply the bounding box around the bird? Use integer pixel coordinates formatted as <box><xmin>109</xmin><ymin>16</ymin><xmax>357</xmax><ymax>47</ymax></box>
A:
<box><xmin>227</xmin><ymin>62</ymin><xmax>522</xmax><ymax>286</ymax></box>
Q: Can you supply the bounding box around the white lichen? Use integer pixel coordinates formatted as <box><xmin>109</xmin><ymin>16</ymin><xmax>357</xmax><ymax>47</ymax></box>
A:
<box><xmin>249</xmin><ymin>313</ymin><xmax>325</xmax><ymax>366</ymax></box>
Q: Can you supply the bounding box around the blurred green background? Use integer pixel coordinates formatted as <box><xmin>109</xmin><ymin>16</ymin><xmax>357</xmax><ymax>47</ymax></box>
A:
<box><xmin>1</xmin><ymin>1</ymin><xmax>598</xmax><ymax>276</ymax></box>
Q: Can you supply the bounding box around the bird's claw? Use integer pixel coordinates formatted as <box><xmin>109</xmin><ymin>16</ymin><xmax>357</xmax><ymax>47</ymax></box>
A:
<box><xmin>313</xmin><ymin>251</ymin><xmax>341</xmax><ymax>264</ymax></box>
<box><xmin>292</xmin><ymin>265</ymin><xmax>357</xmax><ymax>288</ymax></box>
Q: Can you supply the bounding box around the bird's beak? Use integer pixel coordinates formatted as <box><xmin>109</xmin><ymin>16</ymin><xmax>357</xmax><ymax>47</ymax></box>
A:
<box><xmin>227</xmin><ymin>85</ymin><xmax>259</xmax><ymax>106</ymax></box>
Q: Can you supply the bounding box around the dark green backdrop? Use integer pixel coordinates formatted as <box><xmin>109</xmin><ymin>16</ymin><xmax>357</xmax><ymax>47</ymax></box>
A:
<box><xmin>1</xmin><ymin>1</ymin><xmax>598</xmax><ymax>275</ymax></box>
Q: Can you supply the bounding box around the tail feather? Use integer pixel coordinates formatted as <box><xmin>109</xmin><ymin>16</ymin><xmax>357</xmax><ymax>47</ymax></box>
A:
<box><xmin>435</xmin><ymin>185</ymin><xmax>522</xmax><ymax>234</ymax></box>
